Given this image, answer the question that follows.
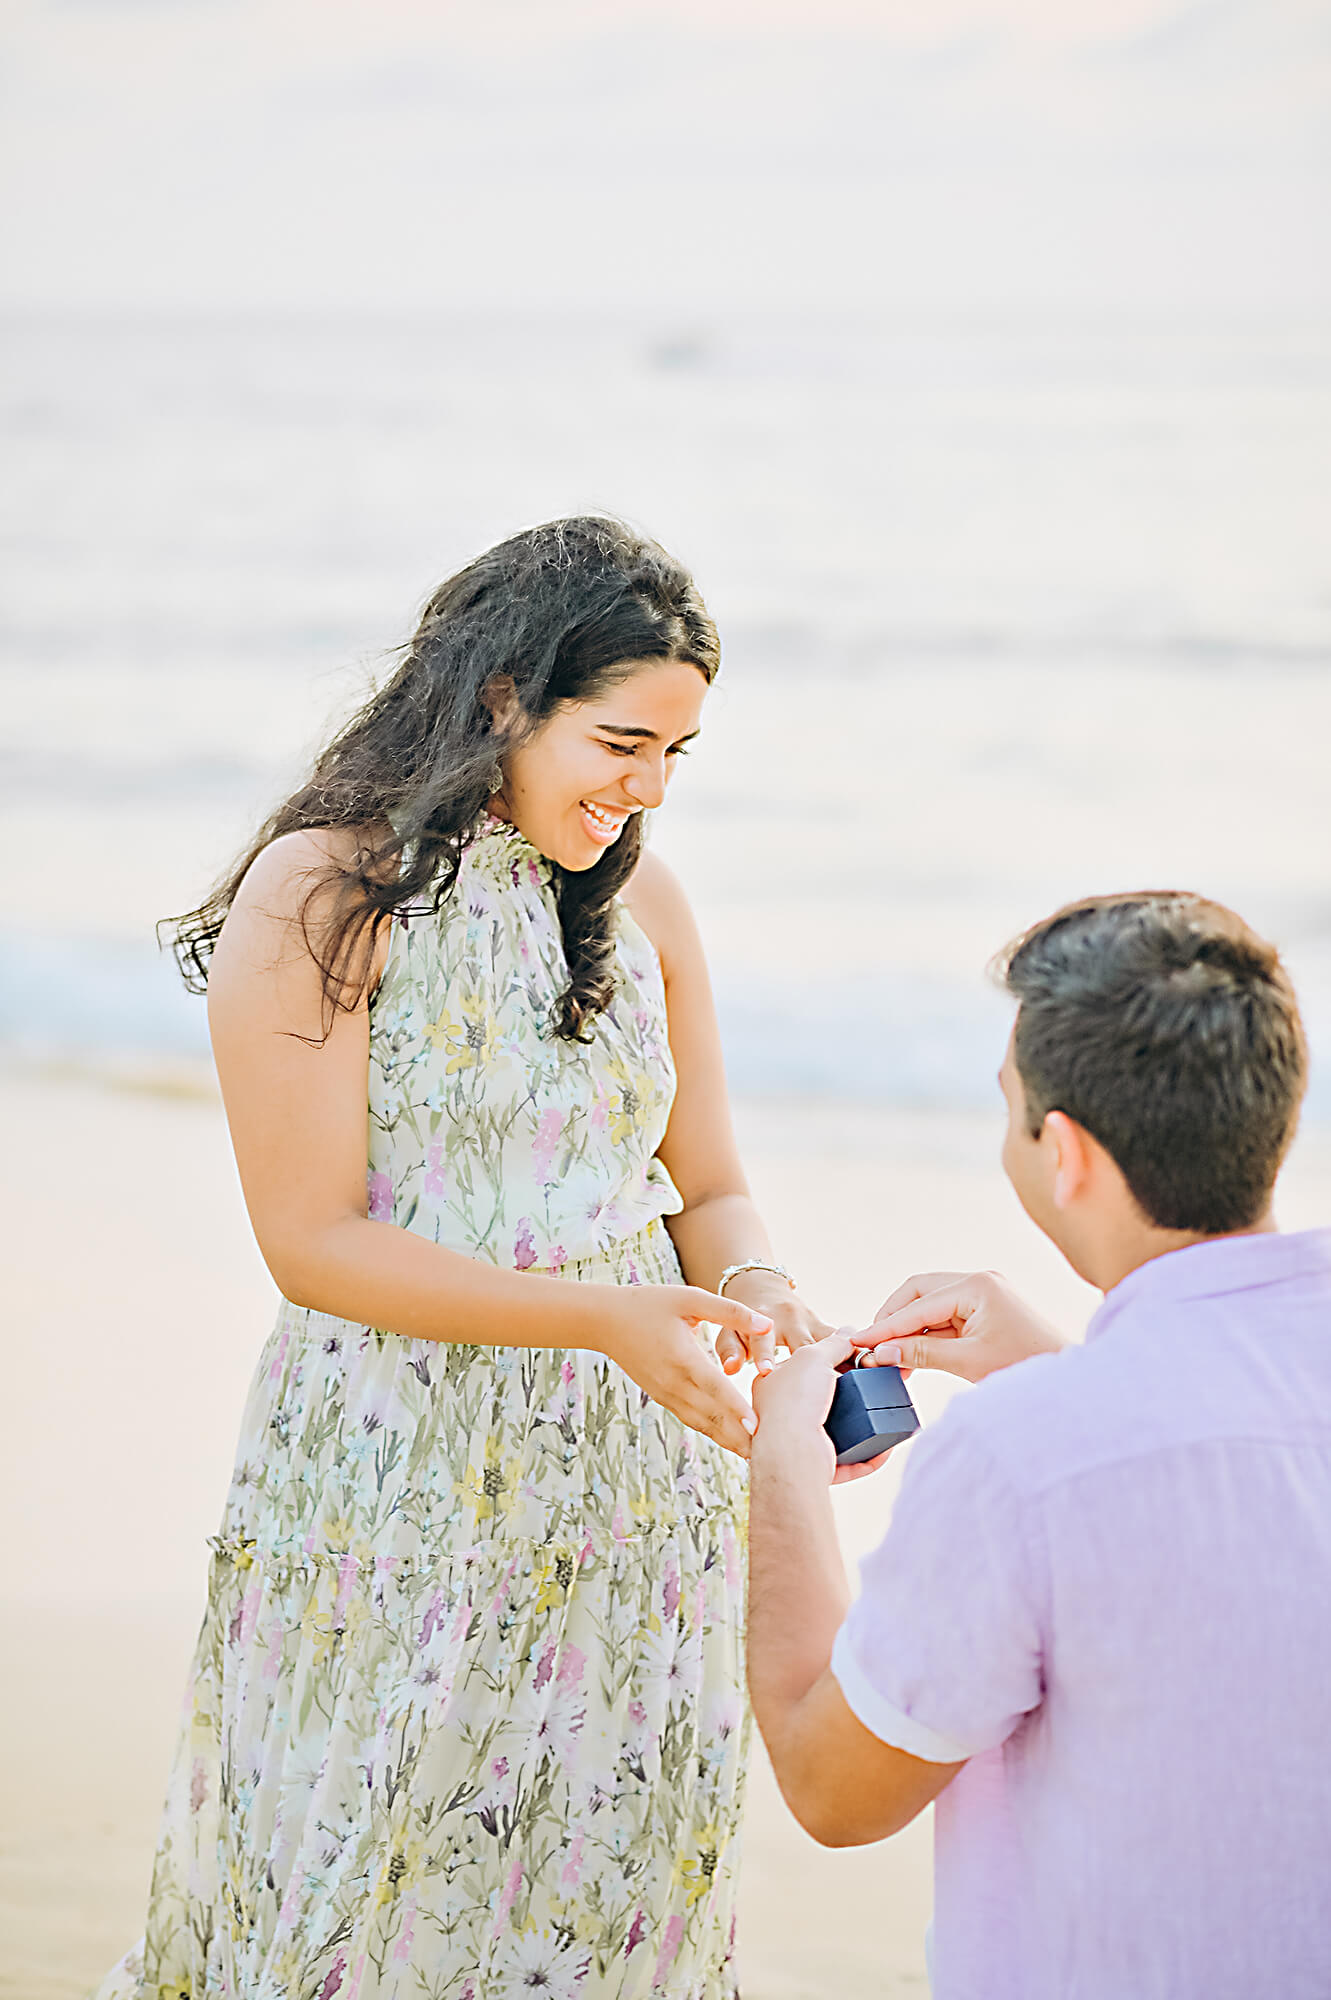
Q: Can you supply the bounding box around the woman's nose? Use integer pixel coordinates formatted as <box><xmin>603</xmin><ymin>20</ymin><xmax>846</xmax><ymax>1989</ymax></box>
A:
<box><xmin>624</xmin><ymin>759</ymin><xmax>668</xmax><ymax>810</ymax></box>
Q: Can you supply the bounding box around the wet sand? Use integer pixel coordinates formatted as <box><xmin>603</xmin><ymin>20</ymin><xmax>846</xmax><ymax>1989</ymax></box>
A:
<box><xmin>4</xmin><ymin>1070</ymin><xmax>1327</xmax><ymax>1999</ymax></box>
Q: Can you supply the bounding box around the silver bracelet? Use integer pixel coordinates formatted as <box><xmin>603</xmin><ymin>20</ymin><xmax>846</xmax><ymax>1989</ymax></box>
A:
<box><xmin>717</xmin><ymin>1259</ymin><xmax>796</xmax><ymax>1298</ymax></box>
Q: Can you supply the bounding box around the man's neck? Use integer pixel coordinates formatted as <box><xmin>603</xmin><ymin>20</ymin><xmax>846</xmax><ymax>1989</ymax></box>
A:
<box><xmin>1093</xmin><ymin>1211</ymin><xmax>1279</xmax><ymax>1295</ymax></box>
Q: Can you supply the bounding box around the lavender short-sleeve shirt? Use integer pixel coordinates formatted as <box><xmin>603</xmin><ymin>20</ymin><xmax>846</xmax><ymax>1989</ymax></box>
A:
<box><xmin>830</xmin><ymin>1229</ymin><xmax>1331</xmax><ymax>2000</ymax></box>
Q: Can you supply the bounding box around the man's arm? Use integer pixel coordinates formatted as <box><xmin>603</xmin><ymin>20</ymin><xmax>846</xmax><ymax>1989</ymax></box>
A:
<box><xmin>747</xmin><ymin>1338</ymin><xmax>965</xmax><ymax>1847</ymax></box>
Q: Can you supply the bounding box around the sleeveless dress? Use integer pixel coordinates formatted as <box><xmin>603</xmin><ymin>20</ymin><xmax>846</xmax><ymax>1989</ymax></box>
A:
<box><xmin>94</xmin><ymin>820</ymin><xmax>751</xmax><ymax>2000</ymax></box>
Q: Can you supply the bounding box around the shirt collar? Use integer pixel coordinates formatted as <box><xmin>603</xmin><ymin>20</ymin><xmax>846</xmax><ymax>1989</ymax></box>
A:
<box><xmin>1086</xmin><ymin>1227</ymin><xmax>1331</xmax><ymax>1344</ymax></box>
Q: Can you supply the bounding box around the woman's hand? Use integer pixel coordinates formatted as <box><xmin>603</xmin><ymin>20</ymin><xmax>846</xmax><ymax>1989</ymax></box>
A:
<box><xmin>593</xmin><ymin>1285</ymin><xmax>774</xmax><ymax>1458</ymax></box>
<box><xmin>713</xmin><ymin>1272</ymin><xmax>835</xmax><ymax>1377</ymax></box>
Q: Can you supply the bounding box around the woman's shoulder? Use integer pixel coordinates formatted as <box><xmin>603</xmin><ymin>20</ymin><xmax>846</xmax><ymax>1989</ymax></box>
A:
<box><xmin>220</xmin><ymin>823</ymin><xmax>394</xmax><ymax>986</ymax></box>
<box><xmin>619</xmin><ymin>847</ymin><xmax>699</xmax><ymax>977</ymax></box>
<box><xmin>231</xmin><ymin>825</ymin><xmax>364</xmax><ymax>904</ymax></box>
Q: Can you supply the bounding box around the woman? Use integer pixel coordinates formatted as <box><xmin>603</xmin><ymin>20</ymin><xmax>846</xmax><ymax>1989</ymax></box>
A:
<box><xmin>95</xmin><ymin>517</ymin><xmax>830</xmax><ymax>2000</ymax></box>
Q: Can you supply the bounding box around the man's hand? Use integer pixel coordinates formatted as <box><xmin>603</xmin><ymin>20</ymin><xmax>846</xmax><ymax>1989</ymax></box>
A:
<box><xmin>853</xmin><ymin>1270</ymin><xmax>1067</xmax><ymax>1383</ymax></box>
<box><xmin>751</xmin><ymin>1331</ymin><xmax>895</xmax><ymax>1484</ymax></box>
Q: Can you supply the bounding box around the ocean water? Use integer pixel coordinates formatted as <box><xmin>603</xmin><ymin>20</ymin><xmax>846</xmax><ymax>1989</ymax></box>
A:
<box><xmin>3</xmin><ymin>309</ymin><xmax>1329</xmax><ymax>1117</ymax></box>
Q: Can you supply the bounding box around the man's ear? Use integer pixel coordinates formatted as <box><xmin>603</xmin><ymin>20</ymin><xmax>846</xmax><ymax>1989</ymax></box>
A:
<box><xmin>481</xmin><ymin>673</ymin><xmax>520</xmax><ymax>734</ymax></box>
<box><xmin>1044</xmin><ymin>1110</ymin><xmax>1093</xmax><ymax>1212</ymax></box>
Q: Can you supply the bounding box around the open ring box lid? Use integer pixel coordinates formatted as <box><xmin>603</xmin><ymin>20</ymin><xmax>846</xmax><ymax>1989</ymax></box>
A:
<box><xmin>825</xmin><ymin>1361</ymin><xmax>920</xmax><ymax>1466</ymax></box>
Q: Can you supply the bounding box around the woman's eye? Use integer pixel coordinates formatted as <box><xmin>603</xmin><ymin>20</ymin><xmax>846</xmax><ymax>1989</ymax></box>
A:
<box><xmin>600</xmin><ymin>741</ymin><xmax>635</xmax><ymax>757</ymax></box>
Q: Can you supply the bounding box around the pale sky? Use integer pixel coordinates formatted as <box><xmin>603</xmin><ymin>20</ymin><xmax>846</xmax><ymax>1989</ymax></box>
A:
<box><xmin>2</xmin><ymin>0</ymin><xmax>1328</xmax><ymax>312</ymax></box>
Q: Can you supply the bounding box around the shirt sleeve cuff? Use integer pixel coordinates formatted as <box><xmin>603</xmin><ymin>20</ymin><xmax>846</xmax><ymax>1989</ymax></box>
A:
<box><xmin>830</xmin><ymin>1628</ymin><xmax>974</xmax><ymax>1765</ymax></box>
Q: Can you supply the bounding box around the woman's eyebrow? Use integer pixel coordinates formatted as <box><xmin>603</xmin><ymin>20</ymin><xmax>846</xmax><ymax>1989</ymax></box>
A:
<box><xmin>597</xmin><ymin>724</ymin><xmax>701</xmax><ymax>744</ymax></box>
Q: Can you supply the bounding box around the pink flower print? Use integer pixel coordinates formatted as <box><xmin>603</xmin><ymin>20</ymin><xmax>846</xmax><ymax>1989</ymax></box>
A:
<box><xmin>534</xmin><ymin>1638</ymin><xmax>557</xmax><ymax>1691</ymax></box>
<box><xmin>189</xmin><ymin>1758</ymin><xmax>207</xmax><ymax>1813</ymax></box>
<box><xmin>418</xmin><ymin>1589</ymin><xmax>447</xmax><ymax>1648</ymax></box>
<box><xmin>514</xmin><ymin>1217</ymin><xmax>537</xmax><ymax>1270</ymax></box>
<box><xmin>528</xmin><ymin>859</ymin><xmax>541</xmax><ymax>888</ymax></box>
<box><xmin>423</xmin><ymin>1142</ymin><xmax>447</xmax><ymax>1200</ymax></box>
<box><xmin>549</xmin><ymin>1244</ymin><xmax>567</xmax><ymax>1273</ymax></box>
<box><xmin>316</xmin><ymin>1952</ymin><xmax>347</xmax><ymax>2000</ymax></box>
<box><xmin>561</xmin><ymin>1830</ymin><xmax>586</xmax><ymax>1889</ymax></box>
<box><xmin>627</xmin><ymin>1699</ymin><xmax>647</xmax><ymax>1728</ymax></box>
<box><xmin>590</xmin><ymin>1091</ymin><xmax>609</xmax><ymax>1133</ymax></box>
<box><xmin>488</xmin><ymin>1556</ymin><xmax>520</xmax><ymax>1624</ymax></box>
<box><xmin>662</xmin><ymin>1560</ymin><xmax>681</xmax><ymax>1626</ymax></box>
<box><xmin>723</xmin><ymin>1523</ymin><xmax>740</xmax><ymax>1594</ymax></box>
<box><xmin>333</xmin><ymin>1554</ymin><xmax>357</xmax><ymax>1632</ymax></box>
<box><xmin>491</xmin><ymin>1854</ymin><xmax>523</xmax><ymax>1941</ymax></box>
<box><xmin>532</xmin><ymin>1107</ymin><xmax>564</xmax><ymax>1183</ymax></box>
<box><xmin>367</xmin><ymin>1171</ymin><xmax>393</xmax><ymax>1221</ymax></box>
<box><xmin>561</xmin><ymin>1359</ymin><xmax>575</xmax><ymax>1385</ymax></box>
<box><xmin>233</xmin><ymin>1582</ymin><xmax>262</xmax><ymax>1647</ymax></box>
<box><xmin>625</xmin><ymin>1909</ymin><xmax>647</xmax><ymax>1958</ymax></box>
<box><xmin>651</xmin><ymin>1914</ymin><xmax>685</xmax><ymax>1989</ymax></box>
<box><xmin>392</xmin><ymin>1902</ymin><xmax>417</xmax><ymax>1964</ymax></box>
<box><xmin>267</xmin><ymin>1323</ymin><xmax>290</xmax><ymax>1383</ymax></box>
<box><xmin>557</xmin><ymin>1643</ymin><xmax>586</xmax><ymax>1691</ymax></box>
<box><xmin>278</xmin><ymin>1862</ymin><xmax>306</xmax><ymax>1928</ymax></box>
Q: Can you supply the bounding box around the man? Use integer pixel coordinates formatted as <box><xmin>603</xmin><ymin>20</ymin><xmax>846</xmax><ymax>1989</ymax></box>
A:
<box><xmin>747</xmin><ymin>891</ymin><xmax>1331</xmax><ymax>1999</ymax></box>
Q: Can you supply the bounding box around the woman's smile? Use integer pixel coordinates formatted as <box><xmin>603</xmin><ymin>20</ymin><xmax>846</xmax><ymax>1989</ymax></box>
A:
<box><xmin>579</xmin><ymin>798</ymin><xmax>632</xmax><ymax>846</ymax></box>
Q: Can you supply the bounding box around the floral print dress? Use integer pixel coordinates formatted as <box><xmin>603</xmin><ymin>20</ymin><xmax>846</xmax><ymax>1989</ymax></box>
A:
<box><xmin>94</xmin><ymin>820</ymin><xmax>750</xmax><ymax>2000</ymax></box>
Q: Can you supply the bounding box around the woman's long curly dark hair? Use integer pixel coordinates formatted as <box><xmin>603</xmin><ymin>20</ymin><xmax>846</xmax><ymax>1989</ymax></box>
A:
<box><xmin>164</xmin><ymin>517</ymin><xmax>720</xmax><ymax>1040</ymax></box>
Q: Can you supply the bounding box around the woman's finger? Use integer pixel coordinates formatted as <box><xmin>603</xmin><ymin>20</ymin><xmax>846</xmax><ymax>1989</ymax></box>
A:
<box><xmin>714</xmin><ymin>1327</ymin><xmax>747</xmax><ymax>1375</ymax></box>
<box><xmin>749</xmin><ymin>1323</ymin><xmax>777</xmax><ymax>1375</ymax></box>
<box><xmin>682</xmin><ymin>1288</ymin><xmax>774</xmax><ymax>1343</ymax></box>
<box><xmin>779</xmin><ymin>1317</ymin><xmax>822</xmax><ymax>1351</ymax></box>
<box><xmin>684</xmin><ymin>1372</ymin><xmax>758</xmax><ymax>1455</ymax></box>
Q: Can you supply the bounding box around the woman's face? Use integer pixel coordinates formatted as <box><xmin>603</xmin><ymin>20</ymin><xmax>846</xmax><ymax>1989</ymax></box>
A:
<box><xmin>495</xmin><ymin>657</ymin><xmax>708</xmax><ymax>870</ymax></box>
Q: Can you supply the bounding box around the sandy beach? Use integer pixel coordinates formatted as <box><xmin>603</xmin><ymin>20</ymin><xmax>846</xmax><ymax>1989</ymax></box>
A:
<box><xmin>5</xmin><ymin>1066</ymin><xmax>1328</xmax><ymax>2000</ymax></box>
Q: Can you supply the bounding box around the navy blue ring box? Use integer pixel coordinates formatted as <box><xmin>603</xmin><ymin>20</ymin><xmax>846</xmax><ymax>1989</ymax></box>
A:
<box><xmin>825</xmin><ymin>1360</ymin><xmax>920</xmax><ymax>1465</ymax></box>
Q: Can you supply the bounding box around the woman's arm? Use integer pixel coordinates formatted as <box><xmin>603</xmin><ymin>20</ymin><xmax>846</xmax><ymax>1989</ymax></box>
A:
<box><xmin>205</xmin><ymin>829</ymin><xmax>770</xmax><ymax>1456</ymax></box>
<box><xmin>623</xmin><ymin>851</ymin><xmax>832</xmax><ymax>1372</ymax></box>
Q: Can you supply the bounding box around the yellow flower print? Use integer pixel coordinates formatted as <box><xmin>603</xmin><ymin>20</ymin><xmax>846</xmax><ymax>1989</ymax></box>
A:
<box><xmin>424</xmin><ymin>990</ymin><xmax>501</xmax><ymax>1074</ymax></box>
<box><xmin>456</xmin><ymin>1434</ymin><xmax>524</xmax><ymax>1523</ymax></box>
<box><xmin>373</xmin><ymin>1830</ymin><xmax>428</xmax><ymax>1908</ymax></box>
<box><xmin>533</xmin><ymin>1542</ymin><xmax>577</xmax><ymax>1614</ymax></box>
<box><xmin>603</xmin><ymin>1053</ymin><xmax>657</xmax><ymax>1147</ymax></box>
<box><xmin>297</xmin><ymin>1577</ymin><xmax>368</xmax><ymax>1666</ymax></box>
<box><xmin>676</xmin><ymin>1823</ymin><xmax>725</xmax><ymax>1908</ymax></box>
<box><xmin>225</xmin><ymin>1857</ymin><xmax>257</xmax><ymax>1939</ymax></box>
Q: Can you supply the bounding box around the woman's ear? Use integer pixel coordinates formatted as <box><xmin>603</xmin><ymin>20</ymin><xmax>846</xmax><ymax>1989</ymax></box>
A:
<box><xmin>1045</xmin><ymin>1110</ymin><xmax>1093</xmax><ymax>1213</ymax></box>
<box><xmin>480</xmin><ymin>673</ymin><xmax>520</xmax><ymax>735</ymax></box>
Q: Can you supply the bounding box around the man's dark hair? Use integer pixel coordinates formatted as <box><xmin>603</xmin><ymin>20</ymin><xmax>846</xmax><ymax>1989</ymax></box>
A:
<box><xmin>996</xmin><ymin>892</ymin><xmax>1308</xmax><ymax>1235</ymax></box>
